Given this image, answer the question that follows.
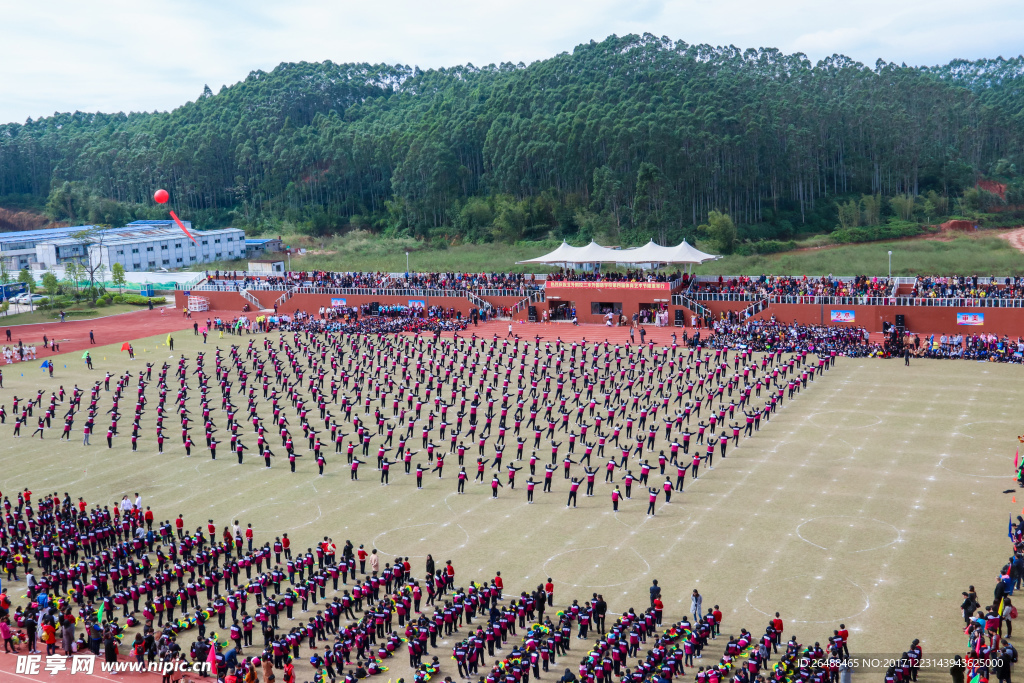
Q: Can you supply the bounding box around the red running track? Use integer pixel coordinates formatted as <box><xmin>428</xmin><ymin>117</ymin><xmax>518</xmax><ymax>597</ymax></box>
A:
<box><xmin>0</xmin><ymin>651</ymin><xmax>165</xmax><ymax>681</ymax></box>
<box><xmin>442</xmin><ymin>320</ymin><xmax>694</xmax><ymax>345</ymax></box>
<box><xmin>1</xmin><ymin>308</ymin><xmax>196</xmax><ymax>360</ymax></box>
<box><xmin>0</xmin><ymin>312</ymin><xmax>881</xmax><ymax>359</ymax></box>
<box><xmin>447</xmin><ymin>320</ymin><xmax>887</xmax><ymax>345</ymax></box>
<box><xmin>1</xmin><ymin>315</ymin><xmax>695</xmax><ymax>359</ymax></box>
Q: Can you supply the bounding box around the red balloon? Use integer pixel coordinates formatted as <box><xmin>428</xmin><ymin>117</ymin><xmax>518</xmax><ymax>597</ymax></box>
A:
<box><xmin>154</xmin><ymin>189</ymin><xmax>169</xmax><ymax>204</ymax></box>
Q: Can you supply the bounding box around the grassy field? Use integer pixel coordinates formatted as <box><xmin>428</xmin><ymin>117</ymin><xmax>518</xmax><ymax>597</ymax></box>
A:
<box><xmin>700</xmin><ymin>235</ymin><xmax>1024</xmax><ymax>276</ymax></box>
<box><xmin>205</xmin><ymin>231</ymin><xmax>566</xmax><ymax>275</ymax></box>
<box><xmin>202</xmin><ymin>231</ymin><xmax>1024</xmax><ymax>277</ymax></box>
<box><xmin>0</xmin><ymin>325</ymin><xmax>1016</xmax><ymax>682</ymax></box>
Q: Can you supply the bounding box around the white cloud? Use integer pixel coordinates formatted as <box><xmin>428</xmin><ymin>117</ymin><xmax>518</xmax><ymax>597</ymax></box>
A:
<box><xmin>2</xmin><ymin>0</ymin><xmax>1022</xmax><ymax>123</ymax></box>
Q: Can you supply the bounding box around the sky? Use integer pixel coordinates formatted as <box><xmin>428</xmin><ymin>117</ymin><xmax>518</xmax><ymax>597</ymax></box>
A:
<box><xmin>3</xmin><ymin>0</ymin><xmax>1023</xmax><ymax>124</ymax></box>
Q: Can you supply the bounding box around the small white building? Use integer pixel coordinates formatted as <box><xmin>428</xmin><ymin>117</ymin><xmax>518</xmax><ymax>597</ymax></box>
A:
<box><xmin>35</xmin><ymin>221</ymin><xmax>246</xmax><ymax>272</ymax></box>
<box><xmin>248</xmin><ymin>260</ymin><xmax>286</xmax><ymax>274</ymax></box>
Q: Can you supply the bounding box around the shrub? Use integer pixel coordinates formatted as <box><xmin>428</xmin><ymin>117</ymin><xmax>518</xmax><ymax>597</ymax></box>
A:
<box><xmin>734</xmin><ymin>240</ymin><xmax>797</xmax><ymax>256</ymax></box>
<box><xmin>39</xmin><ymin>295</ymin><xmax>72</xmax><ymax>310</ymax></box>
<box><xmin>830</xmin><ymin>221</ymin><xmax>926</xmax><ymax>244</ymax></box>
<box><xmin>121</xmin><ymin>294</ymin><xmax>160</xmax><ymax>305</ymax></box>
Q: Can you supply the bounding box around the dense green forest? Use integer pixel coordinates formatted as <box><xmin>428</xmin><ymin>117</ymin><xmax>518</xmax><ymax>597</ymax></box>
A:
<box><xmin>1</xmin><ymin>34</ymin><xmax>1023</xmax><ymax>248</ymax></box>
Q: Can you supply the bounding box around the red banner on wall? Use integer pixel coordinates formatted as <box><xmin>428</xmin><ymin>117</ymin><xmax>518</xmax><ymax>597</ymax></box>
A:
<box><xmin>545</xmin><ymin>281</ymin><xmax>670</xmax><ymax>290</ymax></box>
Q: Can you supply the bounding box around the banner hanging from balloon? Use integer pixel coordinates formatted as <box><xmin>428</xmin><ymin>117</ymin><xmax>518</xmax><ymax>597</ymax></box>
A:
<box><xmin>154</xmin><ymin>189</ymin><xmax>196</xmax><ymax>244</ymax></box>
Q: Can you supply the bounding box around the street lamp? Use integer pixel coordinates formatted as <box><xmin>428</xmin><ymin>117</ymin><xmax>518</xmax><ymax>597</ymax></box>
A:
<box><xmin>888</xmin><ymin>251</ymin><xmax>892</xmax><ymax>279</ymax></box>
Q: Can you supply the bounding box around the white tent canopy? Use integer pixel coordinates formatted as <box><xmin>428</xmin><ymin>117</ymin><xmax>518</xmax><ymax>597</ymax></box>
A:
<box><xmin>619</xmin><ymin>240</ymin><xmax>676</xmax><ymax>263</ymax></box>
<box><xmin>518</xmin><ymin>241</ymin><xmax>581</xmax><ymax>264</ymax></box>
<box><xmin>571</xmin><ymin>241</ymin><xmax>625</xmax><ymax>263</ymax></box>
<box><xmin>518</xmin><ymin>240</ymin><xmax>623</xmax><ymax>265</ymax></box>
<box><xmin>519</xmin><ymin>239</ymin><xmax>718</xmax><ymax>266</ymax></box>
<box><xmin>662</xmin><ymin>240</ymin><xmax>718</xmax><ymax>265</ymax></box>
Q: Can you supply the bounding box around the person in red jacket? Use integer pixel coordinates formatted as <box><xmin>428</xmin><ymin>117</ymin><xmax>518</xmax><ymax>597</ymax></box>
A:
<box><xmin>494</xmin><ymin>572</ymin><xmax>504</xmax><ymax>599</ymax></box>
<box><xmin>445</xmin><ymin>560</ymin><xmax>455</xmax><ymax>588</ymax></box>
<box><xmin>357</xmin><ymin>544</ymin><xmax>367</xmax><ymax>573</ymax></box>
<box><xmin>771</xmin><ymin>612</ymin><xmax>784</xmax><ymax>653</ymax></box>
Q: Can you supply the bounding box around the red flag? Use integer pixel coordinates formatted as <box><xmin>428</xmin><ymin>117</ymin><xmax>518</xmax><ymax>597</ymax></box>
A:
<box><xmin>169</xmin><ymin>210</ymin><xmax>197</xmax><ymax>244</ymax></box>
<box><xmin>120</xmin><ymin>342</ymin><xmax>130</xmax><ymax>352</ymax></box>
<box><xmin>207</xmin><ymin>637</ymin><xmax>218</xmax><ymax>668</ymax></box>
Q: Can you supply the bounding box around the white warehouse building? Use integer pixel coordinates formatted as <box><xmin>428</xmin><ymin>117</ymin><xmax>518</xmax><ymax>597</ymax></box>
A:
<box><xmin>0</xmin><ymin>225</ymin><xmax>93</xmax><ymax>272</ymax></box>
<box><xmin>35</xmin><ymin>221</ymin><xmax>246</xmax><ymax>272</ymax></box>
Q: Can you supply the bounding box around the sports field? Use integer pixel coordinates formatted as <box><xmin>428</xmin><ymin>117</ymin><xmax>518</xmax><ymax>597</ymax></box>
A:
<box><xmin>0</xmin><ymin>320</ymin><xmax>1016</xmax><ymax>682</ymax></box>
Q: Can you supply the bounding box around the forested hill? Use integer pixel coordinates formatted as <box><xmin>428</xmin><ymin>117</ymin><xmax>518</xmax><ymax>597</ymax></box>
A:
<box><xmin>1</xmin><ymin>34</ymin><xmax>1023</xmax><ymax>245</ymax></box>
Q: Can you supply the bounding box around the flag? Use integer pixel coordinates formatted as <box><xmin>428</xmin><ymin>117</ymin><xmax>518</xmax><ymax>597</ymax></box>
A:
<box><xmin>1010</xmin><ymin>514</ymin><xmax>1014</xmax><ymax>539</ymax></box>
<box><xmin>169</xmin><ymin>210</ymin><xmax>197</xmax><ymax>244</ymax></box>
<box><xmin>1016</xmin><ymin>448</ymin><xmax>1019</xmax><ymax>469</ymax></box>
<box><xmin>166</xmin><ymin>334</ymin><xmax>171</xmax><ymax>345</ymax></box>
<box><xmin>206</xmin><ymin>637</ymin><xmax>217</xmax><ymax>667</ymax></box>
<box><xmin>39</xmin><ymin>361</ymin><xmax>47</xmax><ymax>368</ymax></box>
<box><xmin>81</xmin><ymin>351</ymin><xmax>89</xmax><ymax>359</ymax></box>
<box><xmin>120</xmin><ymin>342</ymin><xmax>130</xmax><ymax>352</ymax></box>
<box><xmin>96</xmin><ymin>603</ymin><xmax>104</xmax><ymax>623</ymax></box>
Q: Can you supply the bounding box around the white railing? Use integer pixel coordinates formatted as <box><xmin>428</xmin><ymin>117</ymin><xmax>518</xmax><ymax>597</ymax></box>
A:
<box><xmin>891</xmin><ymin>277</ymin><xmax>917</xmax><ymax>296</ymax></box>
<box><xmin>739</xmin><ymin>298</ymin><xmax>770</xmax><ymax>319</ymax></box>
<box><xmin>464</xmin><ymin>291</ymin><xmax>492</xmax><ymax>311</ymax></box>
<box><xmin>690</xmin><ymin>274</ymin><xmax>878</xmax><ymax>284</ymax></box>
<box><xmin>764</xmin><ymin>295</ymin><xmax>1024</xmax><ymax>308</ymax></box>
<box><xmin>192</xmin><ymin>284</ymin><xmax>246</xmax><ymax>292</ymax></box>
<box><xmin>268</xmin><ymin>285</ymin><xmax>502</xmax><ymax>312</ymax></box>
<box><xmin>176</xmin><ymin>273</ymin><xmax>207</xmax><ymax>290</ymax></box>
<box><xmin>386</xmin><ymin>284</ymin><xmax>542</xmax><ymax>296</ymax></box>
<box><xmin>239</xmin><ymin>289</ymin><xmax>261</xmax><ymax>308</ymax></box>
<box><xmin>691</xmin><ymin>274</ymin><xmax>1024</xmax><ymax>287</ymax></box>
<box><xmin>474</xmin><ymin>288</ymin><xmax>543</xmax><ymax>297</ymax></box>
<box><xmin>275</xmin><ymin>286</ymin><xmax>297</xmax><ymax>308</ymax></box>
<box><xmin>678</xmin><ymin>291</ymin><xmax>1024</xmax><ymax>307</ymax></box>
<box><xmin>205</xmin><ymin>270</ymin><xmax>297</xmax><ymax>279</ymax></box>
<box><xmin>687</xmin><ymin>292</ymin><xmax>765</xmax><ymax>302</ymax></box>
<box><xmin>671</xmin><ymin>294</ymin><xmax>713</xmax><ymax>323</ymax></box>
<box><xmin>288</xmin><ymin>286</ymin><xmax>522</xmax><ymax>300</ymax></box>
